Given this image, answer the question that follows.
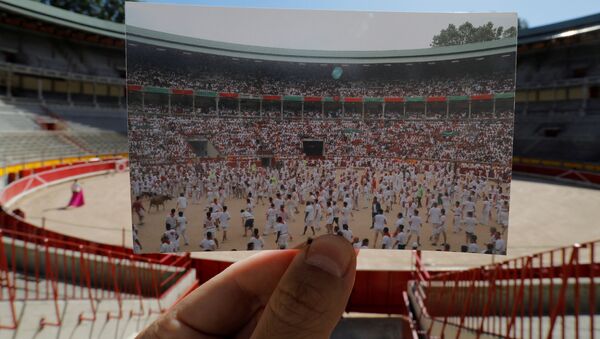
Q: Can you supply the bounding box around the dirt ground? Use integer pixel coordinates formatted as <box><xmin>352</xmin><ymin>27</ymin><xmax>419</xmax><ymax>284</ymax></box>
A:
<box><xmin>9</xmin><ymin>171</ymin><xmax>600</xmax><ymax>270</ymax></box>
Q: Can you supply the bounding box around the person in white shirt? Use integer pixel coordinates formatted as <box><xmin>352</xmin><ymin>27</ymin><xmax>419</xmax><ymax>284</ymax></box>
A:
<box><xmin>165</xmin><ymin>209</ymin><xmax>177</xmax><ymax>231</ymax></box>
<box><xmin>341</xmin><ymin>202</ymin><xmax>353</xmax><ymax>226</ymax></box>
<box><xmin>176</xmin><ymin>192</ymin><xmax>188</xmax><ymax>213</ymax></box>
<box><xmin>219</xmin><ymin>206</ymin><xmax>231</xmax><ymax>242</ymax></box>
<box><xmin>427</xmin><ymin>202</ymin><xmax>442</xmax><ymax>244</ymax></box>
<box><xmin>240</xmin><ymin>209</ymin><xmax>254</xmax><ymax>237</ymax></box>
<box><xmin>176</xmin><ymin>211</ymin><xmax>189</xmax><ymax>246</ymax></box>
<box><xmin>265</xmin><ymin>203</ymin><xmax>277</xmax><ymax>236</ymax></box>
<box><xmin>481</xmin><ymin>197</ymin><xmax>492</xmax><ymax>226</ymax></box>
<box><xmin>302</xmin><ymin>201</ymin><xmax>316</xmax><ymax>236</ymax></box>
<box><xmin>394</xmin><ymin>212</ymin><xmax>405</xmax><ymax>235</ymax></box>
<box><xmin>393</xmin><ymin>225</ymin><xmax>408</xmax><ymax>250</ymax></box>
<box><xmin>159</xmin><ymin>234</ymin><xmax>175</xmax><ymax>253</ymax></box>
<box><xmin>325</xmin><ymin>201</ymin><xmax>334</xmax><ymax>235</ymax></box>
<box><xmin>406</xmin><ymin>209</ymin><xmax>422</xmax><ymax>247</ymax></box>
<box><xmin>250</xmin><ymin>228</ymin><xmax>264</xmax><ymax>250</ymax></box>
<box><xmin>462</xmin><ymin>197</ymin><xmax>475</xmax><ymax>219</ymax></box>
<box><xmin>360</xmin><ymin>238</ymin><xmax>370</xmax><ymax>249</ymax></box>
<box><xmin>132</xmin><ymin>225</ymin><xmax>143</xmax><ymax>253</ymax></box>
<box><xmin>372</xmin><ymin>209</ymin><xmax>387</xmax><ymax>247</ymax></box>
<box><xmin>163</xmin><ymin>223</ymin><xmax>179</xmax><ymax>252</ymax></box>
<box><xmin>452</xmin><ymin>201</ymin><xmax>462</xmax><ymax>233</ymax></box>
<box><xmin>462</xmin><ymin>211</ymin><xmax>477</xmax><ymax>244</ymax></box>
<box><xmin>203</xmin><ymin>211</ymin><xmax>219</xmax><ymax>248</ymax></box>
<box><xmin>332</xmin><ymin>201</ymin><xmax>340</xmax><ymax>227</ymax></box>
<box><xmin>275</xmin><ymin>217</ymin><xmax>290</xmax><ymax>249</ymax></box>
<box><xmin>381</xmin><ymin>227</ymin><xmax>392</xmax><ymax>249</ymax></box>
<box><xmin>341</xmin><ymin>224</ymin><xmax>353</xmax><ymax>242</ymax></box>
<box><xmin>467</xmin><ymin>234</ymin><xmax>479</xmax><ymax>253</ymax></box>
<box><xmin>493</xmin><ymin>232</ymin><xmax>506</xmax><ymax>254</ymax></box>
<box><xmin>199</xmin><ymin>232</ymin><xmax>217</xmax><ymax>251</ymax></box>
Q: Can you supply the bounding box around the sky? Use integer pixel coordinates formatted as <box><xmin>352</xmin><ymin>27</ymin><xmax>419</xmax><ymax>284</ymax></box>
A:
<box><xmin>127</xmin><ymin>3</ymin><xmax>516</xmax><ymax>50</ymax></box>
<box><xmin>137</xmin><ymin>0</ymin><xmax>599</xmax><ymax>28</ymax></box>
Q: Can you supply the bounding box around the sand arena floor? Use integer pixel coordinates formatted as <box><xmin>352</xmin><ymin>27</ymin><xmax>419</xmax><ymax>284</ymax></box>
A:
<box><xmin>8</xmin><ymin>171</ymin><xmax>600</xmax><ymax>270</ymax></box>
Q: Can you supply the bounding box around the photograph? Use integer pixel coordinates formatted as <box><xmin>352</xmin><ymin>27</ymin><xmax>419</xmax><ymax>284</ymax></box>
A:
<box><xmin>1</xmin><ymin>0</ymin><xmax>599</xmax><ymax>337</ymax></box>
<box><xmin>126</xmin><ymin>5</ymin><xmax>517</xmax><ymax>253</ymax></box>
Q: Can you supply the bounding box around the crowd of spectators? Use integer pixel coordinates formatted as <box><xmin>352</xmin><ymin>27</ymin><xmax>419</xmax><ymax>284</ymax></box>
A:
<box><xmin>128</xmin><ymin>66</ymin><xmax>514</xmax><ymax>97</ymax></box>
<box><xmin>128</xmin><ymin>115</ymin><xmax>513</xmax><ymax>165</ymax></box>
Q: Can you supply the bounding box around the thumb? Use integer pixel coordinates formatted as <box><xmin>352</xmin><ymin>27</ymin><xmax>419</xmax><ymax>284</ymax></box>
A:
<box><xmin>251</xmin><ymin>235</ymin><xmax>356</xmax><ymax>339</ymax></box>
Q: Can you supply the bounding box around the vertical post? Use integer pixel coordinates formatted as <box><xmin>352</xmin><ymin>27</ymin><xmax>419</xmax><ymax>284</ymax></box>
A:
<box><xmin>92</xmin><ymin>82</ymin><xmax>97</xmax><ymax>107</ymax></box>
<box><xmin>362</xmin><ymin>101</ymin><xmax>365</xmax><ymax>120</ymax></box>
<box><xmin>492</xmin><ymin>97</ymin><xmax>497</xmax><ymax>118</ymax></box>
<box><xmin>192</xmin><ymin>94</ymin><xmax>195</xmax><ymax>114</ymax></box>
<box><xmin>37</xmin><ymin>78</ymin><xmax>43</xmax><ymax>100</ymax></box>
<box><xmin>118</xmin><ymin>85</ymin><xmax>123</xmax><ymax>108</ymax></box>
<box><xmin>321</xmin><ymin>101</ymin><xmax>324</xmax><ymax>118</ymax></box>
<box><xmin>468</xmin><ymin>99</ymin><xmax>472</xmax><ymax>119</ymax></box>
<box><xmin>67</xmin><ymin>80</ymin><xmax>72</xmax><ymax>104</ymax></box>
<box><xmin>216</xmin><ymin>97</ymin><xmax>219</xmax><ymax>117</ymax></box>
<box><xmin>382</xmin><ymin>102</ymin><xmax>385</xmax><ymax>120</ymax></box>
<box><xmin>6</xmin><ymin>71</ymin><xmax>12</xmax><ymax>97</ymax></box>
<box><xmin>424</xmin><ymin>100</ymin><xmax>427</xmax><ymax>118</ymax></box>
<box><xmin>280</xmin><ymin>98</ymin><xmax>284</xmax><ymax>120</ymax></box>
<box><xmin>342</xmin><ymin>101</ymin><xmax>345</xmax><ymax>117</ymax></box>
<box><xmin>141</xmin><ymin>91</ymin><xmax>145</xmax><ymax>110</ymax></box>
<box><xmin>301</xmin><ymin>101</ymin><xmax>304</xmax><ymax>121</ymax></box>
<box><xmin>168</xmin><ymin>93</ymin><xmax>171</xmax><ymax>115</ymax></box>
<box><xmin>446</xmin><ymin>99</ymin><xmax>450</xmax><ymax>119</ymax></box>
<box><xmin>403</xmin><ymin>102</ymin><xmax>406</xmax><ymax>119</ymax></box>
<box><xmin>238</xmin><ymin>97</ymin><xmax>241</xmax><ymax>114</ymax></box>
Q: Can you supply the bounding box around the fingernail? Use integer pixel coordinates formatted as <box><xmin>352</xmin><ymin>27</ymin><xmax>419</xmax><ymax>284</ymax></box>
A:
<box><xmin>304</xmin><ymin>235</ymin><xmax>353</xmax><ymax>278</ymax></box>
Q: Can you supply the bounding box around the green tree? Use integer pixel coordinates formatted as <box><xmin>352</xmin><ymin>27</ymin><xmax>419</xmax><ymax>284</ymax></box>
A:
<box><xmin>431</xmin><ymin>21</ymin><xmax>517</xmax><ymax>47</ymax></box>
<box><xmin>35</xmin><ymin>0</ymin><xmax>137</xmax><ymax>23</ymax></box>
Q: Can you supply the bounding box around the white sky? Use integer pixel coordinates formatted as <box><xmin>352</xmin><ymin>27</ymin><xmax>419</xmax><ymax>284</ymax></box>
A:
<box><xmin>126</xmin><ymin>3</ymin><xmax>517</xmax><ymax>51</ymax></box>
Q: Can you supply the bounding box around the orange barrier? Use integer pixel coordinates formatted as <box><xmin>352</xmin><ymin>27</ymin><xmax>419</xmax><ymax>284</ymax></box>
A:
<box><xmin>412</xmin><ymin>240</ymin><xmax>599</xmax><ymax>338</ymax></box>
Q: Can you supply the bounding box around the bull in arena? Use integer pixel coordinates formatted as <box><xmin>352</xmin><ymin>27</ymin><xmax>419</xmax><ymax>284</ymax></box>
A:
<box><xmin>149</xmin><ymin>195</ymin><xmax>172</xmax><ymax>212</ymax></box>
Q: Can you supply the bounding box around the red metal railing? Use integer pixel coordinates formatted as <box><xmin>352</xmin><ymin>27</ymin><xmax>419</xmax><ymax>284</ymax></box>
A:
<box><xmin>412</xmin><ymin>239</ymin><xmax>599</xmax><ymax>339</ymax></box>
<box><xmin>0</xmin><ymin>228</ymin><xmax>191</xmax><ymax>329</ymax></box>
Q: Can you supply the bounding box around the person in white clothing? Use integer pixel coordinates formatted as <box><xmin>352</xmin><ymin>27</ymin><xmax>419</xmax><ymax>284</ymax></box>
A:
<box><xmin>372</xmin><ymin>209</ymin><xmax>387</xmax><ymax>248</ymax></box>
<box><xmin>406</xmin><ymin>210</ymin><xmax>422</xmax><ymax>247</ymax></box>
<box><xmin>199</xmin><ymin>232</ymin><xmax>217</xmax><ymax>251</ymax></box>
<box><xmin>393</xmin><ymin>225</ymin><xmax>408</xmax><ymax>249</ymax></box>
<box><xmin>250</xmin><ymin>228</ymin><xmax>264</xmax><ymax>250</ymax></box>
<box><xmin>381</xmin><ymin>227</ymin><xmax>392</xmax><ymax>249</ymax></box>
<box><xmin>219</xmin><ymin>206</ymin><xmax>231</xmax><ymax>242</ymax></box>
<box><xmin>275</xmin><ymin>216</ymin><xmax>291</xmax><ymax>249</ymax></box>
<box><xmin>265</xmin><ymin>203</ymin><xmax>277</xmax><ymax>236</ymax></box>
<box><xmin>341</xmin><ymin>224</ymin><xmax>353</xmax><ymax>242</ymax></box>
<box><xmin>176</xmin><ymin>211</ymin><xmax>189</xmax><ymax>246</ymax></box>
<box><xmin>302</xmin><ymin>201</ymin><xmax>316</xmax><ymax>236</ymax></box>
<box><xmin>176</xmin><ymin>192</ymin><xmax>188</xmax><ymax>213</ymax></box>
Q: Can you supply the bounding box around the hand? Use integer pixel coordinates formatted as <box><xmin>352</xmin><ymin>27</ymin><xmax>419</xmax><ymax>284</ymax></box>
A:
<box><xmin>138</xmin><ymin>234</ymin><xmax>357</xmax><ymax>339</ymax></box>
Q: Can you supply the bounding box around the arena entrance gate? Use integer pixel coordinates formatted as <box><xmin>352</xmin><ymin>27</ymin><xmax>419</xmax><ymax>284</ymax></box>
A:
<box><xmin>302</xmin><ymin>139</ymin><xmax>324</xmax><ymax>156</ymax></box>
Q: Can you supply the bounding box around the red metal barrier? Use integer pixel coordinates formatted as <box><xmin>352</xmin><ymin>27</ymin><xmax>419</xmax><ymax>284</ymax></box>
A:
<box><xmin>0</xmin><ymin>227</ymin><xmax>191</xmax><ymax>329</ymax></box>
<box><xmin>413</xmin><ymin>240</ymin><xmax>599</xmax><ymax>338</ymax></box>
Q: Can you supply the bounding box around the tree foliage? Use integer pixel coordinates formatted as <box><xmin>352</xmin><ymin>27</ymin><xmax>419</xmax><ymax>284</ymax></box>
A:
<box><xmin>431</xmin><ymin>21</ymin><xmax>517</xmax><ymax>47</ymax></box>
<box><xmin>36</xmin><ymin>0</ymin><xmax>136</xmax><ymax>23</ymax></box>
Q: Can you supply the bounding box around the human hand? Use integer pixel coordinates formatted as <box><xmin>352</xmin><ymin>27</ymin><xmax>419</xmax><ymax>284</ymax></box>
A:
<box><xmin>138</xmin><ymin>234</ymin><xmax>357</xmax><ymax>339</ymax></box>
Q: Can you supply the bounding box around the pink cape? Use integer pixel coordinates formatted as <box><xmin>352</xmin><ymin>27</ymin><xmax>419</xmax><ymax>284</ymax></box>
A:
<box><xmin>68</xmin><ymin>190</ymin><xmax>85</xmax><ymax>207</ymax></box>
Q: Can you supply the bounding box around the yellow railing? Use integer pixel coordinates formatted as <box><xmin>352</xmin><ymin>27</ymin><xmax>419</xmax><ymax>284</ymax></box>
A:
<box><xmin>0</xmin><ymin>153</ymin><xmax>129</xmax><ymax>176</ymax></box>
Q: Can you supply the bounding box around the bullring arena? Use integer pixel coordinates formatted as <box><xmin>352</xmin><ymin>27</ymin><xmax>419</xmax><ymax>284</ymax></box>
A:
<box><xmin>5</xmin><ymin>161</ymin><xmax>600</xmax><ymax>268</ymax></box>
<box><xmin>1</xmin><ymin>2</ymin><xmax>600</xmax><ymax>338</ymax></box>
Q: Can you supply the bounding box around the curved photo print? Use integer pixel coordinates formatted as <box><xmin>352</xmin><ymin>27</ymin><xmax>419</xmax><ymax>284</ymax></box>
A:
<box><xmin>126</xmin><ymin>4</ymin><xmax>517</xmax><ymax>254</ymax></box>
